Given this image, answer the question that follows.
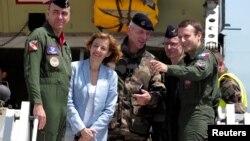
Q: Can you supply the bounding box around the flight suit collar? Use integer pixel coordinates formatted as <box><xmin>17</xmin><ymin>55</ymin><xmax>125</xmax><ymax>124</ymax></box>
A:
<box><xmin>184</xmin><ymin>44</ymin><xmax>205</xmax><ymax>64</ymax></box>
<box><xmin>43</xmin><ymin>21</ymin><xmax>66</xmax><ymax>47</ymax></box>
<box><xmin>177</xmin><ymin>56</ymin><xmax>185</xmax><ymax>65</ymax></box>
<box><xmin>194</xmin><ymin>45</ymin><xmax>204</xmax><ymax>57</ymax></box>
<box><xmin>43</xmin><ymin>21</ymin><xmax>56</xmax><ymax>37</ymax></box>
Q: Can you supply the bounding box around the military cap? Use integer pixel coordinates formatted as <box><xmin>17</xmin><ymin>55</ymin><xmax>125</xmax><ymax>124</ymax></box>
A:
<box><xmin>51</xmin><ymin>0</ymin><xmax>70</xmax><ymax>8</ymax></box>
<box><xmin>165</xmin><ymin>24</ymin><xmax>178</xmax><ymax>38</ymax></box>
<box><xmin>132</xmin><ymin>13</ymin><xmax>154</xmax><ymax>31</ymax></box>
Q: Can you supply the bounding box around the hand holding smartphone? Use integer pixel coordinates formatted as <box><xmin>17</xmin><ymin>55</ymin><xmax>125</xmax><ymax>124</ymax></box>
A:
<box><xmin>138</xmin><ymin>84</ymin><xmax>144</xmax><ymax>94</ymax></box>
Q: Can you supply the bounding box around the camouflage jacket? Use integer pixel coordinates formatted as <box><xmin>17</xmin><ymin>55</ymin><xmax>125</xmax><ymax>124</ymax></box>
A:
<box><xmin>109</xmin><ymin>36</ymin><xmax>166</xmax><ymax>137</ymax></box>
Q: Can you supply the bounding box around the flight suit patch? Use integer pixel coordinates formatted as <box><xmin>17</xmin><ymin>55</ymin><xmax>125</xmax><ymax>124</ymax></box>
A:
<box><xmin>196</xmin><ymin>52</ymin><xmax>210</xmax><ymax>59</ymax></box>
<box><xmin>47</xmin><ymin>45</ymin><xmax>59</xmax><ymax>55</ymax></box>
<box><xmin>195</xmin><ymin>60</ymin><xmax>207</xmax><ymax>69</ymax></box>
<box><xmin>28</xmin><ymin>40</ymin><xmax>38</xmax><ymax>52</ymax></box>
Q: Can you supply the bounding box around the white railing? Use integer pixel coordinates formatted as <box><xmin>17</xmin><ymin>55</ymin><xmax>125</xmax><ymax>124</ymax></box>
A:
<box><xmin>217</xmin><ymin>104</ymin><xmax>250</xmax><ymax>125</ymax></box>
<box><xmin>0</xmin><ymin>101</ymin><xmax>38</xmax><ymax>141</ymax></box>
<box><xmin>204</xmin><ymin>0</ymin><xmax>219</xmax><ymax>50</ymax></box>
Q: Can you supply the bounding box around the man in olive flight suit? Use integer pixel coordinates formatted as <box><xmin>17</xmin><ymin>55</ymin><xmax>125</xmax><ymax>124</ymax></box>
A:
<box><xmin>108</xmin><ymin>13</ymin><xmax>166</xmax><ymax>141</ymax></box>
<box><xmin>151</xmin><ymin>19</ymin><xmax>219</xmax><ymax>141</ymax></box>
<box><xmin>24</xmin><ymin>0</ymin><xmax>71</xmax><ymax>140</ymax></box>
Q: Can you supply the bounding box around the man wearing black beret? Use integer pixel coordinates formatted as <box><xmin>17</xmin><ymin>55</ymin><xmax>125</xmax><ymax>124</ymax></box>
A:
<box><xmin>24</xmin><ymin>0</ymin><xmax>71</xmax><ymax>140</ymax></box>
<box><xmin>151</xmin><ymin>24</ymin><xmax>184</xmax><ymax>141</ymax></box>
<box><xmin>108</xmin><ymin>13</ymin><xmax>166</xmax><ymax>141</ymax></box>
<box><xmin>131</xmin><ymin>13</ymin><xmax>154</xmax><ymax>31</ymax></box>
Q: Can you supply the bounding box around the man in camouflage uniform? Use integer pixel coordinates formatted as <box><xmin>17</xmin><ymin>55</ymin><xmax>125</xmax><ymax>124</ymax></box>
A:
<box><xmin>151</xmin><ymin>19</ymin><xmax>219</xmax><ymax>141</ymax></box>
<box><xmin>23</xmin><ymin>0</ymin><xmax>71</xmax><ymax>140</ymax></box>
<box><xmin>108</xmin><ymin>13</ymin><xmax>166</xmax><ymax>141</ymax></box>
<box><xmin>215</xmin><ymin>52</ymin><xmax>248</xmax><ymax>113</ymax></box>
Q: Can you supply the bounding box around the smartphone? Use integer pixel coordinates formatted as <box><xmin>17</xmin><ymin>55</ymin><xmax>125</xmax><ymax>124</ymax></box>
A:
<box><xmin>138</xmin><ymin>84</ymin><xmax>144</xmax><ymax>94</ymax></box>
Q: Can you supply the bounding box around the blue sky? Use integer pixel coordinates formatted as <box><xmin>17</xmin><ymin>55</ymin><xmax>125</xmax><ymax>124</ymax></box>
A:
<box><xmin>222</xmin><ymin>0</ymin><xmax>250</xmax><ymax>112</ymax></box>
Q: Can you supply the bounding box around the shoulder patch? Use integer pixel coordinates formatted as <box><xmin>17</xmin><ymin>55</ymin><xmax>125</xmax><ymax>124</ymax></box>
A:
<box><xmin>195</xmin><ymin>60</ymin><xmax>207</xmax><ymax>69</ymax></box>
<box><xmin>196</xmin><ymin>52</ymin><xmax>210</xmax><ymax>59</ymax></box>
<box><xmin>28</xmin><ymin>40</ymin><xmax>39</xmax><ymax>52</ymax></box>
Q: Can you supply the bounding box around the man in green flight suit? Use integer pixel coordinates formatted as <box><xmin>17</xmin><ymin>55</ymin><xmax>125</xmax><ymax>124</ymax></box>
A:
<box><xmin>151</xmin><ymin>19</ymin><xmax>219</xmax><ymax>141</ymax></box>
<box><xmin>23</xmin><ymin>0</ymin><xmax>71</xmax><ymax>140</ymax></box>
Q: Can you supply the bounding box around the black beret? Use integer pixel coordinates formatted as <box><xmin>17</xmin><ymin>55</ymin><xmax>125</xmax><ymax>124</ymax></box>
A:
<box><xmin>165</xmin><ymin>24</ymin><xmax>178</xmax><ymax>38</ymax></box>
<box><xmin>51</xmin><ymin>0</ymin><xmax>70</xmax><ymax>8</ymax></box>
<box><xmin>132</xmin><ymin>13</ymin><xmax>154</xmax><ymax>31</ymax></box>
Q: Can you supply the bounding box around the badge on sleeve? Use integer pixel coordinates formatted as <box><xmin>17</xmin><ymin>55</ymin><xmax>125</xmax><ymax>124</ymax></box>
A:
<box><xmin>47</xmin><ymin>45</ymin><xmax>59</xmax><ymax>55</ymax></box>
<box><xmin>50</xmin><ymin>57</ymin><xmax>59</xmax><ymax>67</ymax></box>
<box><xmin>28</xmin><ymin>40</ymin><xmax>39</xmax><ymax>52</ymax></box>
<box><xmin>195</xmin><ymin>60</ymin><xmax>207</xmax><ymax>69</ymax></box>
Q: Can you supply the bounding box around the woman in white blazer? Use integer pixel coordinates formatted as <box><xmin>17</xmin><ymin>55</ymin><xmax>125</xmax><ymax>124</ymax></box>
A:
<box><xmin>64</xmin><ymin>32</ymin><xmax>121</xmax><ymax>141</ymax></box>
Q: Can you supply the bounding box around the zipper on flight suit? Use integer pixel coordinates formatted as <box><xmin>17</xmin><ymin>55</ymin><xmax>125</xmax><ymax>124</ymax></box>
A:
<box><xmin>56</xmin><ymin>41</ymin><xmax>70</xmax><ymax>76</ymax></box>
